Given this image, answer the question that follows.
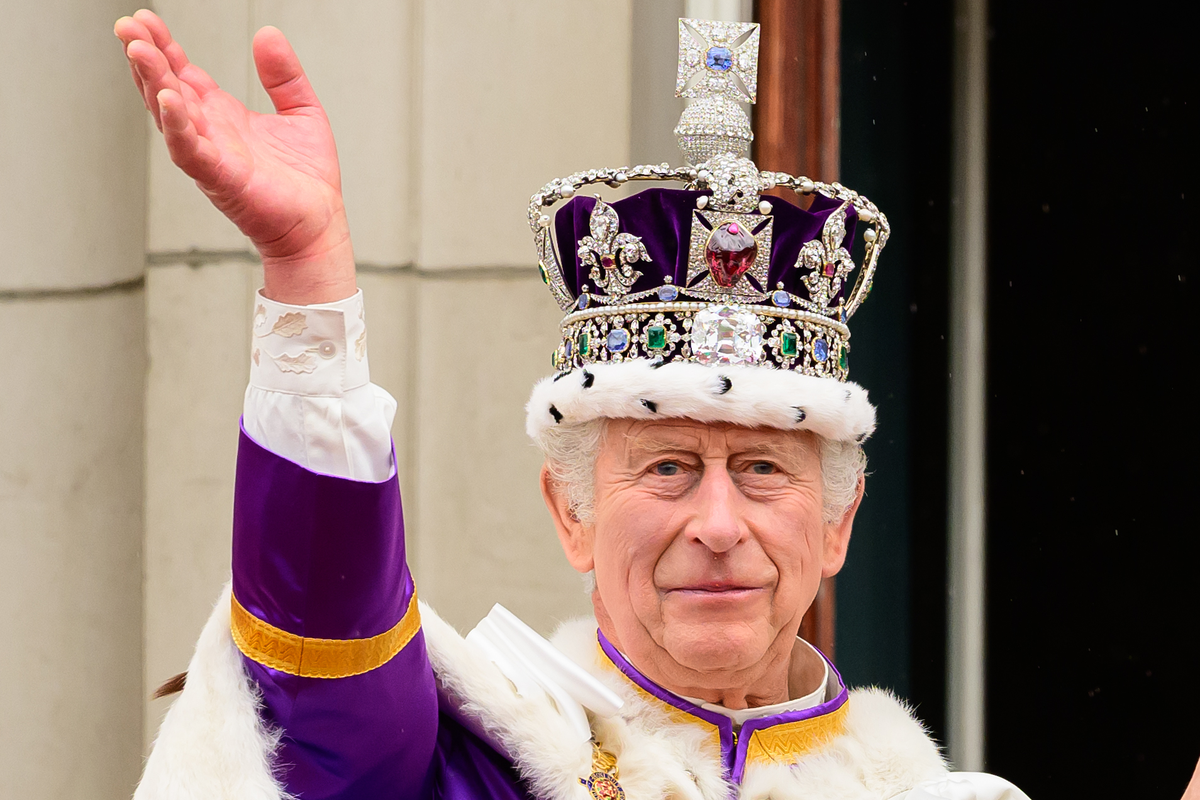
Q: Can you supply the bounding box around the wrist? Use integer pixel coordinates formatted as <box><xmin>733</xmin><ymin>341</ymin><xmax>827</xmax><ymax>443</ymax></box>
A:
<box><xmin>260</xmin><ymin>219</ymin><xmax>357</xmax><ymax>305</ymax></box>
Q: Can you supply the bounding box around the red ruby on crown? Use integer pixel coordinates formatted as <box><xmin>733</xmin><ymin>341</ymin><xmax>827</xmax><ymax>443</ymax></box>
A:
<box><xmin>704</xmin><ymin>221</ymin><xmax>758</xmax><ymax>288</ymax></box>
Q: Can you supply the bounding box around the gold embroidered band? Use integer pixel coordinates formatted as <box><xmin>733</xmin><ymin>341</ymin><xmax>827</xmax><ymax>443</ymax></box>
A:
<box><xmin>743</xmin><ymin>699</ymin><xmax>849</xmax><ymax>765</ymax></box>
<box><xmin>230</xmin><ymin>591</ymin><xmax>421</xmax><ymax>679</ymax></box>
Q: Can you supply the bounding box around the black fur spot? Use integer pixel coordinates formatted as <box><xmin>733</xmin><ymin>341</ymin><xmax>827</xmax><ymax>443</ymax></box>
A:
<box><xmin>844</xmin><ymin>389</ymin><xmax>852</xmax><ymax>402</ymax></box>
<box><xmin>552</xmin><ymin>369</ymin><xmax>571</xmax><ymax>382</ymax></box>
<box><xmin>794</xmin><ymin>407</ymin><xmax>807</xmax><ymax>423</ymax></box>
<box><xmin>856</xmin><ymin>432</ymin><xmax>868</xmax><ymax>443</ymax></box>
<box><xmin>717</xmin><ymin>376</ymin><xmax>732</xmax><ymax>395</ymax></box>
<box><xmin>582</xmin><ymin>369</ymin><xmax>595</xmax><ymax>388</ymax></box>
<box><xmin>648</xmin><ymin>356</ymin><xmax>666</xmax><ymax>369</ymax></box>
<box><xmin>641</xmin><ymin>399</ymin><xmax>658</xmax><ymax>413</ymax></box>
<box><xmin>548</xmin><ymin>405</ymin><xmax>563</xmax><ymax>423</ymax></box>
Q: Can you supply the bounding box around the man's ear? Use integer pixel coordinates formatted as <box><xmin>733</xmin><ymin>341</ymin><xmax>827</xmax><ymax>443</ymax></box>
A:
<box><xmin>540</xmin><ymin>464</ymin><xmax>595</xmax><ymax>574</ymax></box>
<box><xmin>821</xmin><ymin>474</ymin><xmax>865</xmax><ymax>578</ymax></box>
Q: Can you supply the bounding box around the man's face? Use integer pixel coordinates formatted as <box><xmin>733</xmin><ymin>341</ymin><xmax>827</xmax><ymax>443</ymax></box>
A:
<box><xmin>544</xmin><ymin>419</ymin><xmax>860</xmax><ymax>704</ymax></box>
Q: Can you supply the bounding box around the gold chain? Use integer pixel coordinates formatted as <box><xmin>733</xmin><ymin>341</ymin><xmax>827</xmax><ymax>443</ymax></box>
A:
<box><xmin>591</xmin><ymin>740</ymin><xmax>619</xmax><ymax>778</ymax></box>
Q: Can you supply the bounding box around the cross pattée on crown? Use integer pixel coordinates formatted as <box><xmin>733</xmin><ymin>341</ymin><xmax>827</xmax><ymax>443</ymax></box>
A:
<box><xmin>675</xmin><ymin>17</ymin><xmax>761</xmax><ymax>104</ymax></box>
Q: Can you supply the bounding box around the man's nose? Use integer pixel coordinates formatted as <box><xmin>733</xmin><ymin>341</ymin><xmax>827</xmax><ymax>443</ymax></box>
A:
<box><xmin>688</xmin><ymin>466</ymin><xmax>746</xmax><ymax>554</ymax></box>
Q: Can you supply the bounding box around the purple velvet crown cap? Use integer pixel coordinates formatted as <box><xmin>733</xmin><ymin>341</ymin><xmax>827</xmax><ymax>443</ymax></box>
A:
<box><xmin>553</xmin><ymin>187</ymin><xmax>858</xmax><ymax>308</ymax></box>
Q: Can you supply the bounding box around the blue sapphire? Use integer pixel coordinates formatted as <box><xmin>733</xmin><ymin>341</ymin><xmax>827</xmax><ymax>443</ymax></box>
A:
<box><xmin>577</xmin><ymin>294</ymin><xmax>590</xmax><ymax>310</ymax></box>
<box><xmin>706</xmin><ymin>46</ymin><xmax>734</xmax><ymax>72</ymax></box>
<box><xmin>813</xmin><ymin>339</ymin><xmax>830</xmax><ymax>362</ymax></box>
<box><xmin>657</xmin><ymin>284</ymin><xmax>679</xmax><ymax>301</ymax></box>
<box><xmin>772</xmin><ymin>289</ymin><xmax>791</xmax><ymax>307</ymax></box>
<box><xmin>607</xmin><ymin>329</ymin><xmax>630</xmax><ymax>353</ymax></box>
<box><xmin>564</xmin><ymin>339</ymin><xmax>573</xmax><ymax>357</ymax></box>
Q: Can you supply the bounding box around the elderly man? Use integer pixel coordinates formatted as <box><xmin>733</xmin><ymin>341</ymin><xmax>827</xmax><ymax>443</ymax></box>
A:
<box><xmin>117</xmin><ymin>10</ymin><xmax>1028</xmax><ymax>800</ymax></box>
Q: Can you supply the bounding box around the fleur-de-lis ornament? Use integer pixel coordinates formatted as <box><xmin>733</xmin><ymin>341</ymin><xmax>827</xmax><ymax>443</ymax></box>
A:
<box><xmin>577</xmin><ymin>197</ymin><xmax>651</xmax><ymax>300</ymax></box>
<box><xmin>798</xmin><ymin>201</ymin><xmax>855</xmax><ymax>309</ymax></box>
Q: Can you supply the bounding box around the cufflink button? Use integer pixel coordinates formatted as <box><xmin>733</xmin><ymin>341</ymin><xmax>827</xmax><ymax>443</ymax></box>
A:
<box><xmin>318</xmin><ymin>341</ymin><xmax>337</xmax><ymax>359</ymax></box>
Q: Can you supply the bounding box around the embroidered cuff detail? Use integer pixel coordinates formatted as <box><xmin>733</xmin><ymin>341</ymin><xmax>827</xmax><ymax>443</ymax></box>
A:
<box><xmin>230</xmin><ymin>590</ymin><xmax>420</xmax><ymax>679</ymax></box>
<box><xmin>250</xmin><ymin>289</ymin><xmax>370</xmax><ymax>397</ymax></box>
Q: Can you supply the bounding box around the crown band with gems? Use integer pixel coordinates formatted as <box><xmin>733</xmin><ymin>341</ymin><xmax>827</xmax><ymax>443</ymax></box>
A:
<box><xmin>553</xmin><ymin>301</ymin><xmax>850</xmax><ymax>379</ymax></box>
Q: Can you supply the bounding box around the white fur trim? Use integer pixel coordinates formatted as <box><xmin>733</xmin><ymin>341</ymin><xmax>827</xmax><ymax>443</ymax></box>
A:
<box><xmin>526</xmin><ymin>360</ymin><xmax>876</xmax><ymax>444</ymax></box>
<box><xmin>420</xmin><ymin>603</ymin><xmax>595</xmax><ymax>799</ymax></box>
<box><xmin>737</xmin><ymin>688</ymin><xmax>948</xmax><ymax>800</ymax></box>
<box><xmin>134</xmin><ymin>583</ymin><xmax>288</xmax><ymax>800</ymax></box>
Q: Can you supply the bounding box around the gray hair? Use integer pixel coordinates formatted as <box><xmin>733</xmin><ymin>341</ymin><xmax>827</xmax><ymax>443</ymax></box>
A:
<box><xmin>537</xmin><ymin>419</ymin><xmax>866</xmax><ymax>527</ymax></box>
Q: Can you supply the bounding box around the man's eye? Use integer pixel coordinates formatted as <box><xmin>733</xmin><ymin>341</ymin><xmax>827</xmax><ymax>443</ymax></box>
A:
<box><xmin>749</xmin><ymin>462</ymin><xmax>776</xmax><ymax>475</ymax></box>
<box><xmin>653</xmin><ymin>461</ymin><xmax>682</xmax><ymax>476</ymax></box>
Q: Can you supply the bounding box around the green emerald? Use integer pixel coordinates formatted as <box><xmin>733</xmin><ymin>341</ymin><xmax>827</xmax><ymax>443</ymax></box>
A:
<box><xmin>839</xmin><ymin>346</ymin><xmax>848</xmax><ymax>371</ymax></box>
<box><xmin>647</xmin><ymin>325</ymin><xmax>667</xmax><ymax>350</ymax></box>
<box><xmin>537</xmin><ymin>261</ymin><xmax>549</xmax><ymax>285</ymax></box>
<box><xmin>578</xmin><ymin>331</ymin><xmax>590</xmax><ymax>357</ymax></box>
<box><xmin>781</xmin><ymin>331</ymin><xmax>798</xmax><ymax>357</ymax></box>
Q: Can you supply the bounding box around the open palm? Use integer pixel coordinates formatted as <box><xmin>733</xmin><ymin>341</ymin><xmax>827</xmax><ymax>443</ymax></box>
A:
<box><xmin>116</xmin><ymin>10</ymin><xmax>347</xmax><ymax>263</ymax></box>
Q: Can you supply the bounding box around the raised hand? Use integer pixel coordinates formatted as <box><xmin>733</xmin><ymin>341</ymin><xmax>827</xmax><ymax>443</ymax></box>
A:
<box><xmin>115</xmin><ymin>9</ymin><xmax>355</xmax><ymax>303</ymax></box>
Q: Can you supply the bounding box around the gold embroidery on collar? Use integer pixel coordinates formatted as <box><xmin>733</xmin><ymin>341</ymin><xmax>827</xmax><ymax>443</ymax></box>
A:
<box><xmin>597</xmin><ymin>644</ymin><xmax>723</xmax><ymax>753</ymax></box>
<box><xmin>743</xmin><ymin>700</ymin><xmax>849</xmax><ymax>766</ymax></box>
<box><xmin>230</xmin><ymin>591</ymin><xmax>420</xmax><ymax>678</ymax></box>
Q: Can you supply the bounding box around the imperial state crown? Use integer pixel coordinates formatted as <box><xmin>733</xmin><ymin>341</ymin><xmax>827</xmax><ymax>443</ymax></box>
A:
<box><xmin>525</xmin><ymin>18</ymin><xmax>888</xmax><ymax>446</ymax></box>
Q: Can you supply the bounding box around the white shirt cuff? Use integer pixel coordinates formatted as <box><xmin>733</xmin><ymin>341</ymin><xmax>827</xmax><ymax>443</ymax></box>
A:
<box><xmin>250</xmin><ymin>289</ymin><xmax>370</xmax><ymax>397</ymax></box>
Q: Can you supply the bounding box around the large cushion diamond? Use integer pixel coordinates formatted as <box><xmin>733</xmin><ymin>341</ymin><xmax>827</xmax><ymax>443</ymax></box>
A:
<box><xmin>690</xmin><ymin>305</ymin><xmax>764</xmax><ymax>366</ymax></box>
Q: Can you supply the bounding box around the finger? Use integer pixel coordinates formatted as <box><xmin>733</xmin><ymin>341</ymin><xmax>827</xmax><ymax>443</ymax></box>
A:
<box><xmin>133</xmin><ymin>9</ymin><xmax>190</xmax><ymax>75</ymax></box>
<box><xmin>121</xmin><ymin>11</ymin><xmax>219</xmax><ymax>99</ymax></box>
<box><xmin>126</xmin><ymin>58</ymin><xmax>149</xmax><ymax>109</ymax></box>
<box><xmin>252</xmin><ymin>26</ymin><xmax>323</xmax><ymax>116</ymax></box>
<box><xmin>113</xmin><ymin>14</ymin><xmax>152</xmax><ymax>46</ymax></box>
<box><xmin>127</xmin><ymin>38</ymin><xmax>186</xmax><ymax>130</ymax></box>
<box><xmin>174</xmin><ymin>80</ymin><xmax>210</xmax><ymax>137</ymax></box>
<box><xmin>114</xmin><ymin>16</ymin><xmax>154</xmax><ymax>107</ymax></box>
<box><xmin>158</xmin><ymin>89</ymin><xmax>223</xmax><ymax>187</ymax></box>
<box><xmin>134</xmin><ymin>9</ymin><xmax>220</xmax><ymax>99</ymax></box>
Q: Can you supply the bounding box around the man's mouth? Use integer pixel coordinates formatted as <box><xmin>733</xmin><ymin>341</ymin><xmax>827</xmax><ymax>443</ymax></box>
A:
<box><xmin>667</xmin><ymin>582</ymin><xmax>762</xmax><ymax>596</ymax></box>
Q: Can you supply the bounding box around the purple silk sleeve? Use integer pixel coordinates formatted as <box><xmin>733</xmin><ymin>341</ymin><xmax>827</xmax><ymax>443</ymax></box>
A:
<box><xmin>232</xmin><ymin>425</ymin><xmax>439</xmax><ymax>800</ymax></box>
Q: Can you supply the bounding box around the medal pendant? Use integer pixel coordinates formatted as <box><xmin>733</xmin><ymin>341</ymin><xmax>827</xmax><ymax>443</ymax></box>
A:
<box><xmin>580</xmin><ymin>770</ymin><xmax>625</xmax><ymax>800</ymax></box>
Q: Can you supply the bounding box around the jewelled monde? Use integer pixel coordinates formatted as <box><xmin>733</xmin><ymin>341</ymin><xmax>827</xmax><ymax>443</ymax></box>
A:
<box><xmin>690</xmin><ymin>305</ymin><xmax>764</xmax><ymax>365</ymax></box>
<box><xmin>705</xmin><ymin>221</ymin><xmax>758</xmax><ymax>288</ymax></box>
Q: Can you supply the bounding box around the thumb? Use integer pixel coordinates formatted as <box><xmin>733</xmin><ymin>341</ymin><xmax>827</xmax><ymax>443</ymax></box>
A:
<box><xmin>252</xmin><ymin>26</ymin><xmax>321</xmax><ymax>115</ymax></box>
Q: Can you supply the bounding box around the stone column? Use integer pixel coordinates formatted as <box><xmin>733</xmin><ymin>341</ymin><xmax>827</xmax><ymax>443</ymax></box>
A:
<box><xmin>0</xmin><ymin>2</ymin><xmax>147</xmax><ymax>797</ymax></box>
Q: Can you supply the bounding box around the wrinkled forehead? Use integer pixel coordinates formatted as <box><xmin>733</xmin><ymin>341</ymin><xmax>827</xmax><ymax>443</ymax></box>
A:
<box><xmin>609</xmin><ymin>418</ymin><xmax>819</xmax><ymax>460</ymax></box>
